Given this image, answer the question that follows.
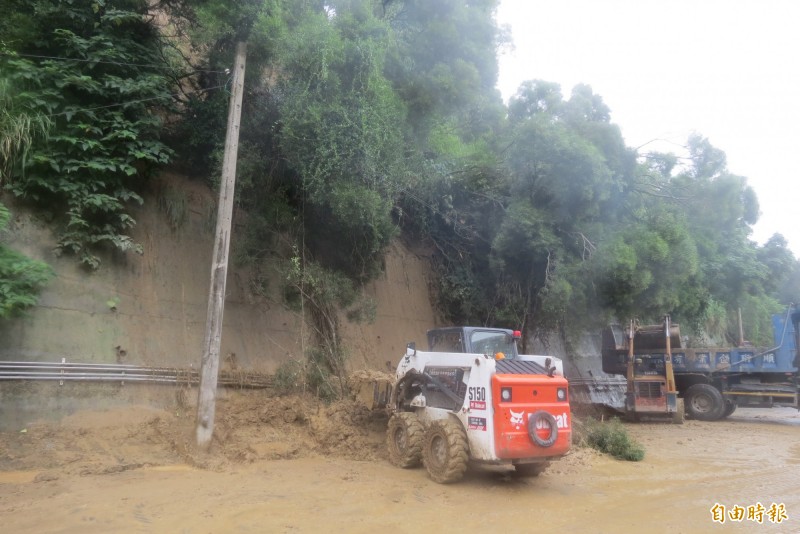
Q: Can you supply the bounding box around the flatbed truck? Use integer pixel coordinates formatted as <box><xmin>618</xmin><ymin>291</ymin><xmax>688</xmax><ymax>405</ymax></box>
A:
<box><xmin>601</xmin><ymin>307</ymin><xmax>800</xmax><ymax>421</ymax></box>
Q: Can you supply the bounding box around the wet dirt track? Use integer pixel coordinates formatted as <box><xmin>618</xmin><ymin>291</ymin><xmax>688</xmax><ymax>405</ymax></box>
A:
<box><xmin>1</xmin><ymin>407</ymin><xmax>798</xmax><ymax>533</ymax></box>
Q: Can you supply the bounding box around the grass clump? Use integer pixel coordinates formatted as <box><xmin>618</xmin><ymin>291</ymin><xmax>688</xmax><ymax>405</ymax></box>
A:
<box><xmin>273</xmin><ymin>360</ymin><xmax>305</xmax><ymax>394</ymax></box>
<box><xmin>576</xmin><ymin>417</ymin><xmax>645</xmax><ymax>461</ymax></box>
<box><xmin>272</xmin><ymin>350</ymin><xmax>348</xmax><ymax>402</ymax></box>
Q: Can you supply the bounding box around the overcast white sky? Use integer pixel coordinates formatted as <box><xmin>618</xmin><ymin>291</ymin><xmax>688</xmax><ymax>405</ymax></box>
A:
<box><xmin>496</xmin><ymin>0</ymin><xmax>800</xmax><ymax>256</ymax></box>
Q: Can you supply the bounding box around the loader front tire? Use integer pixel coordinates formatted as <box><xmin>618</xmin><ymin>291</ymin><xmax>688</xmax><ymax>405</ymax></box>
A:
<box><xmin>422</xmin><ymin>419</ymin><xmax>469</xmax><ymax>483</ymax></box>
<box><xmin>387</xmin><ymin>412</ymin><xmax>424</xmax><ymax>468</ymax></box>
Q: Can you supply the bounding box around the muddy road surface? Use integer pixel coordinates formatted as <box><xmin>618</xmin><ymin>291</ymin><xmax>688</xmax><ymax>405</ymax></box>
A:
<box><xmin>0</xmin><ymin>392</ymin><xmax>797</xmax><ymax>533</ymax></box>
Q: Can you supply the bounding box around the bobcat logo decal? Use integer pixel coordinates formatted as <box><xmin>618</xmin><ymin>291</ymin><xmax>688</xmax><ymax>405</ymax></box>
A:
<box><xmin>509</xmin><ymin>409</ymin><xmax>525</xmax><ymax>430</ymax></box>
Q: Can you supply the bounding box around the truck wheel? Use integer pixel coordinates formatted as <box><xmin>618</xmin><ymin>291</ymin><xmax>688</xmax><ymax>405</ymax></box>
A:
<box><xmin>422</xmin><ymin>419</ymin><xmax>469</xmax><ymax>483</ymax></box>
<box><xmin>672</xmin><ymin>398</ymin><xmax>685</xmax><ymax>424</ymax></box>
<box><xmin>721</xmin><ymin>401</ymin><xmax>737</xmax><ymax>419</ymax></box>
<box><xmin>514</xmin><ymin>462</ymin><xmax>549</xmax><ymax>477</ymax></box>
<box><xmin>685</xmin><ymin>384</ymin><xmax>725</xmax><ymax>421</ymax></box>
<box><xmin>528</xmin><ymin>410</ymin><xmax>558</xmax><ymax>447</ymax></box>
<box><xmin>387</xmin><ymin>412</ymin><xmax>424</xmax><ymax>468</ymax></box>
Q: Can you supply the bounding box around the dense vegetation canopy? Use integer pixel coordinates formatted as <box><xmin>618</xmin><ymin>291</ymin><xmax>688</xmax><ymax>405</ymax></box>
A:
<box><xmin>2</xmin><ymin>0</ymin><xmax>799</xmax><ymax>353</ymax></box>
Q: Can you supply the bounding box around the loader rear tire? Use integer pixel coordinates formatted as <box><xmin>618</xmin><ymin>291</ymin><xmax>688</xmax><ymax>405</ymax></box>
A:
<box><xmin>685</xmin><ymin>384</ymin><xmax>725</xmax><ymax>421</ymax></box>
<box><xmin>387</xmin><ymin>412</ymin><xmax>424</xmax><ymax>468</ymax></box>
<box><xmin>422</xmin><ymin>419</ymin><xmax>469</xmax><ymax>484</ymax></box>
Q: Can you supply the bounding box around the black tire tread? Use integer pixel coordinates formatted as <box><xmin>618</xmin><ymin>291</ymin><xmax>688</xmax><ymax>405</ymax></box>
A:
<box><xmin>528</xmin><ymin>410</ymin><xmax>558</xmax><ymax>447</ymax></box>
<box><xmin>685</xmin><ymin>383</ymin><xmax>725</xmax><ymax>421</ymax></box>
<box><xmin>387</xmin><ymin>412</ymin><xmax>424</xmax><ymax>468</ymax></box>
<box><xmin>422</xmin><ymin>419</ymin><xmax>469</xmax><ymax>483</ymax></box>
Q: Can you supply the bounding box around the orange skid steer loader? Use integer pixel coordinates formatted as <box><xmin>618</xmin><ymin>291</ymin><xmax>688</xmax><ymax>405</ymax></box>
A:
<box><xmin>386</xmin><ymin>327</ymin><xmax>572</xmax><ymax>483</ymax></box>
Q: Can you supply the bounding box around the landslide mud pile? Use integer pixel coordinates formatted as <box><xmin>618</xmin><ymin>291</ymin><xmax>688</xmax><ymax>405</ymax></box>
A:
<box><xmin>0</xmin><ymin>390</ymin><xmax>389</xmax><ymax>477</ymax></box>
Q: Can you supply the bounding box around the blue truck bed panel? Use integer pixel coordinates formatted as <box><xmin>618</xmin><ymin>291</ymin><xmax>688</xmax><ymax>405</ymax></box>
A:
<box><xmin>602</xmin><ymin>310</ymin><xmax>799</xmax><ymax>376</ymax></box>
<box><xmin>665</xmin><ymin>347</ymin><xmax>795</xmax><ymax>373</ymax></box>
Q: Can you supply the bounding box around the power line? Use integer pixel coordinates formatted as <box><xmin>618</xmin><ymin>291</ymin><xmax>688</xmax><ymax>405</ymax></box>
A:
<box><xmin>6</xmin><ymin>51</ymin><xmax>228</xmax><ymax>74</ymax></box>
<box><xmin>44</xmin><ymin>83</ymin><xmax>228</xmax><ymax>119</ymax></box>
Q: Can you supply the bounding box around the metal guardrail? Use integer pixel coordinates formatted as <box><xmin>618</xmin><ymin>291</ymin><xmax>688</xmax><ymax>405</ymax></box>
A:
<box><xmin>1</xmin><ymin>360</ymin><xmax>631</xmax><ymax>405</ymax></box>
<box><xmin>0</xmin><ymin>360</ymin><xmax>273</xmax><ymax>388</ymax></box>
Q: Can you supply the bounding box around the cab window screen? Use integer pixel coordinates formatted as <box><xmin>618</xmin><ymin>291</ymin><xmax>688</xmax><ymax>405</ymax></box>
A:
<box><xmin>470</xmin><ymin>331</ymin><xmax>514</xmax><ymax>357</ymax></box>
<box><xmin>429</xmin><ymin>332</ymin><xmax>463</xmax><ymax>352</ymax></box>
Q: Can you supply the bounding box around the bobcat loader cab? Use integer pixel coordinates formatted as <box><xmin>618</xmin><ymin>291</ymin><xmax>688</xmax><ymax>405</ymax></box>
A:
<box><xmin>387</xmin><ymin>327</ymin><xmax>572</xmax><ymax>483</ymax></box>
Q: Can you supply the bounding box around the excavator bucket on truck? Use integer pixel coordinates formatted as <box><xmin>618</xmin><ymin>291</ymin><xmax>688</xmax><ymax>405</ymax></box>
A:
<box><xmin>613</xmin><ymin>316</ymin><xmax>684</xmax><ymax>423</ymax></box>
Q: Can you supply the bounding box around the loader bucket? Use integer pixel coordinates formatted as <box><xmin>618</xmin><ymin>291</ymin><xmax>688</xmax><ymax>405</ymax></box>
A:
<box><xmin>348</xmin><ymin>370</ymin><xmax>394</xmax><ymax>411</ymax></box>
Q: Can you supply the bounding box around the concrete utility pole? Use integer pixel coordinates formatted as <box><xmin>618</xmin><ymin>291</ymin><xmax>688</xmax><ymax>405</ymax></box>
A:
<box><xmin>196</xmin><ymin>42</ymin><xmax>247</xmax><ymax>450</ymax></box>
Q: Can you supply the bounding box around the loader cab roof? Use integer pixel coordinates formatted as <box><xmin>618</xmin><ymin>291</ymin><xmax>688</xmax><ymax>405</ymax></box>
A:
<box><xmin>427</xmin><ymin>327</ymin><xmax>520</xmax><ymax>359</ymax></box>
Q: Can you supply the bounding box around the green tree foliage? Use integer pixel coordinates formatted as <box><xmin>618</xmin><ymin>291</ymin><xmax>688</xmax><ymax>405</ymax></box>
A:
<box><xmin>413</xmin><ymin>66</ymin><xmax>793</xmax><ymax>347</ymax></box>
<box><xmin>1</xmin><ymin>0</ymin><xmax>176</xmax><ymax>268</ymax></box>
<box><xmin>281</xmin><ymin>249</ymin><xmax>375</xmax><ymax>398</ymax></box>
<box><xmin>382</xmin><ymin>0</ymin><xmax>504</xmax><ymax>140</ymax></box>
<box><xmin>0</xmin><ymin>204</ymin><xmax>53</xmax><ymax>318</ymax></box>
<box><xmin>272</xmin><ymin>3</ymin><xmax>405</xmax><ymax>278</ymax></box>
<box><xmin>0</xmin><ymin>78</ymin><xmax>53</xmax><ymax>317</ymax></box>
<box><xmin>592</xmin><ymin>209</ymin><xmax>703</xmax><ymax>321</ymax></box>
<box><xmin>4</xmin><ymin>0</ymin><xmax>796</xmax><ymax>353</ymax></box>
<box><xmin>642</xmin><ymin>134</ymin><xmax>782</xmax><ymax>343</ymax></box>
<box><xmin>422</xmin><ymin>80</ymin><xmax>637</xmax><ymax>338</ymax></box>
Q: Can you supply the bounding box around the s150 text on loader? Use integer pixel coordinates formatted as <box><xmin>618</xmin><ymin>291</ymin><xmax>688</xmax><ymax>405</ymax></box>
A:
<box><xmin>386</xmin><ymin>327</ymin><xmax>572</xmax><ymax>483</ymax></box>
